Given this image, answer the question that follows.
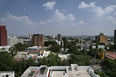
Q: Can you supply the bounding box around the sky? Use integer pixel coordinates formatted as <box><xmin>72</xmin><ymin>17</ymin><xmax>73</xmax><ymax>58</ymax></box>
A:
<box><xmin>0</xmin><ymin>0</ymin><xmax>116</xmax><ymax>36</ymax></box>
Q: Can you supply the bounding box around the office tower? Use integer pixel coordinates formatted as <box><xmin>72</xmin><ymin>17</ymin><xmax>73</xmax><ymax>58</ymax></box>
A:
<box><xmin>52</xmin><ymin>33</ymin><xmax>55</xmax><ymax>39</ymax></box>
<box><xmin>29</xmin><ymin>33</ymin><xmax>32</xmax><ymax>39</ymax></box>
<box><xmin>95</xmin><ymin>33</ymin><xmax>107</xmax><ymax>43</ymax></box>
<box><xmin>57</xmin><ymin>34</ymin><xmax>61</xmax><ymax>41</ymax></box>
<box><xmin>114</xmin><ymin>30</ymin><xmax>116</xmax><ymax>43</ymax></box>
<box><xmin>0</xmin><ymin>25</ymin><xmax>7</xmax><ymax>46</ymax></box>
<box><xmin>7</xmin><ymin>36</ymin><xmax>17</xmax><ymax>46</ymax></box>
<box><xmin>33</xmin><ymin>34</ymin><xmax>44</xmax><ymax>47</ymax></box>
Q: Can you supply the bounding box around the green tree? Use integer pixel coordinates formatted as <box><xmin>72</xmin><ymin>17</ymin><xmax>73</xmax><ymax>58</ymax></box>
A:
<box><xmin>60</xmin><ymin>59</ymin><xmax>69</xmax><ymax>66</ymax></box>
<box><xmin>94</xmin><ymin>70</ymin><xmax>107</xmax><ymax>77</ymax></box>
<box><xmin>49</xmin><ymin>44</ymin><xmax>61</xmax><ymax>53</ymax></box>
<box><xmin>44</xmin><ymin>41</ymin><xmax>57</xmax><ymax>46</ymax></box>
<box><xmin>71</xmin><ymin>41</ymin><xmax>76</xmax><ymax>46</ymax></box>
<box><xmin>9</xmin><ymin>46</ymin><xmax>17</xmax><ymax>57</ymax></box>
<box><xmin>62</xmin><ymin>37</ymin><xmax>67</xmax><ymax>51</ymax></box>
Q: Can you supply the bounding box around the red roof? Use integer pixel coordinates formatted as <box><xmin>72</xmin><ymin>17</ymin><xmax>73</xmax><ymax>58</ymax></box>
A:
<box><xmin>106</xmin><ymin>53</ymin><xmax>116</xmax><ymax>60</ymax></box>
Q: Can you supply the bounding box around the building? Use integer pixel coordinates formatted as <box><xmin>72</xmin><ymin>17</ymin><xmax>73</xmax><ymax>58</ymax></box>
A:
<box><xmin>0</xmin><ymin>25</ymin><xmax>7</xmax><ymax>46</ymax></box>
<box><xmin>21</xmin><ymin>64</ymin><xmax>100</xmax><ymax>77</ymax></box>
<box><xmin>33</xmin><ymin>34</ymin><xmax>44</xmax><ymax>47</ymax></box>
<box><xmin>57</xmin><ymin>34</ymin><xmax>61</xmax><ymax>41</ymax></box>
<box><xmin>114</xmin><ymin>30</ymin><xmax>116</xmax><ymax>43</ymax></box>
<box><xmin>29</xmin><ymin>33</ymin><xmax>32</xmax><ymax>39</ymax></box>
<box><xmin>7</xmin><ymin>36</ymin><xmax>17</xmax><ymax>46</ymax></box>
<box><xmin>95</xmin><ymin>33</ymin><xmax>107</xmax><ymax>43</ymax></box>
<box><xmin>0</xmin><ymin>71</ymin><xmax>15</xmax><ymax>77</ymax></box>
<box><xmin>52</xmin><ymin>33</ymin><xmax>55</xmax><ymax>39</ymax></box>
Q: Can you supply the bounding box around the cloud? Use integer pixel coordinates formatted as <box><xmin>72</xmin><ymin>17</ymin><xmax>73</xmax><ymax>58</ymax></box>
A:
<box><xmin>79</xmin><ymin>2</ymin><xmax>96</xmax><ymax>8</ymax></box>
<box><xmin>71</xmin><ymin>21</ymin><xmax>86</xmax><ymax>26</ymax></box>
<box><xmin>0</xmin><ymin>13</ymin><xmax>37</xmax><ymax>35</ymax></box>
<box><xmin>47</xmin><ymin>9</ymin><xmax>75</xmax><ymax>23</ymax></box>
<box><xmin>42</xmin><ymin>1</ymin><xmax>56</xmax><ymax>10</ymax></box>
<box><xmin>63</xmin><ymin>9</ymin><xmax>66</xmax><ymax>12</ymax></box>
<box><xmin>24</xmin><ymin>8</ymin><xmax>26</xmax><ymax>11</ymax></box>
<box><xmin>39</xmin><ymin>21</ymin><xmax>46</xmax><ymax>25</ymax></box>
<box><xmin>92</xmin><ymin>5</ymin><xmax>116</xmax><ymax>20</ymax></box>
<box><xmin>79</xmin><ymin>2</ymin><xmax>116</xmax><ymax>21</ymax></box>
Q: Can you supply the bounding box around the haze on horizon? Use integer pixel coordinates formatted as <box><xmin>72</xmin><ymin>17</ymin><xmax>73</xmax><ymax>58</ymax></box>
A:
<box><xmin>0</xmin><ymin>0</ymin><xmax>116</xmax><ymax>36</ymax></box>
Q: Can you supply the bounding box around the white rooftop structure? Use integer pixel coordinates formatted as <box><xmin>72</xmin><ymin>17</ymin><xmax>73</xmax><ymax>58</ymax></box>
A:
<box><xmin>0</xmin><ymin>71</ymin><xmax>15</xmax><ymax>77</ymax></box>
<box><xmin>0</xmin><ymin>46</ymin><xmax>11</xmax><ymax>52</ymax></box>
<box><xmin>21</xmin><ymin>64</ymin><xmax>100</xmax><ymax>77</ymax></box>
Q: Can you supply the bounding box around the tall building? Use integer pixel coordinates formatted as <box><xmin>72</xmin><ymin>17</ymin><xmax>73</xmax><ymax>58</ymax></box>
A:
<box><xmin>7</xmin><ymin>36</ymin><xmax>17</xmax><ymax>46</ymax></box>
<box><xmin>33</xmin><ymin>34</ymin><xmax>44</xmax><ymax>47</ymax></box>
<box><xmin>114</xmin><ymin>30</ymin><xmax>116</xmax><ymax>43</ymax></box>
<box><xmin>52</xmin><ymin>33</ymin><xmax>55</xmax><ymax>39</ymax></box>
<box><xmin>29</xmin><ymin>33</ymin><xmax>32</xmax><ymax>39</ymax></box>
<box><xmin>95</xmin><ymin>33</ymin><xmax>107</xmax><ymax>43</ymax></box>
<box><xmin>0</xmin><ymin>25</ymin><xmax>7</xmax><ymax>46</ymax></box>
<box><xmin>57</xmin><ymin>34</ymin><xmax>61</xmax><ymax>41</ymax></box>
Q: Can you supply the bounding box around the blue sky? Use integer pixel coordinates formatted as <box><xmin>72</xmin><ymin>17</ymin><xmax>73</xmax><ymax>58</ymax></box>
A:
<box><xmin>0</xmin><ymin>0</ymin><xmax>116</xmax><ymax>36</ymax></box>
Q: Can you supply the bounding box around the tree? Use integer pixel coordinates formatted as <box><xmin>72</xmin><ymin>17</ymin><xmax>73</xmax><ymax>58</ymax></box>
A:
<box><xmin>14</xmin><ymin>42</ymin><xmax>29</xmax><ymax>51</ymax></box>
<box><xmin>60</xmin><ymin>59</ymin><xmax>69</xmax><ymax>66</ymax></box>
<box><xmin>71</xmin><ymin>41</ymin><xmax>76</xmax><ymax>46</ymax></box>
<box><xmin>9</xmin><ymin>46</ymin><xmax>17</xmax><ymax>57</ymax></box>
<box><xmin>44</xmin><ymin>41</ymin><xmax>57</xmax><ymax>46</ymax></box>
<box><xmin>49</xmin><ymin>44</ymin><xmax>61</xmax><ymax>53</ymax></box>
<box><xmin>94</xmin><ymin>70</ymin><xmax>107</xmax><ymax>77</ymax></box>
<box><xmin>39</xmin><ymin>57</ymin><xmax>48</xmax><ymax>65</ymax></box>
<box><xmin>62</xmin><ymin>37</ymin><xmax>67</xmax><ymax>51</ymax></box>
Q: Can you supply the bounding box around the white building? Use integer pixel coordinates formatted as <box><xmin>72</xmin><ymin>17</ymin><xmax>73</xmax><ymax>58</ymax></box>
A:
<box><xmin>29</xmin><ymin>33</ymin><xmax>32</xmax><ymax>39</ymax></box>
<box><xmin>52</xmin><ymin>33</ymin><xmax>55</xmax><ymax>39</ymax></box>
<box><xmin>0</xmin><ymin>46</ymin><xmax>11</xmax><ymax>52</ymax></box>
<box><xmin>21</xmin><ymin>64</ymin><xmax>100</xmax><ymax>77</ymax></box>
<box><xmin>7</xmin><ymin>36</ymin><xmax>17</xmax><ymax>46</ymax></box>
<box><xmin>0</xmin><ymin>71</ymin><xmax>15</xmax><ymax>77</ymax></box>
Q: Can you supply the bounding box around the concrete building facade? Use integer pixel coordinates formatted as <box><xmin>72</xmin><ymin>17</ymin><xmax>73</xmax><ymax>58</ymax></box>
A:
<box><xmin>33</xmin><ymin>34</ymin><xmax>44</xmax><ymax>47</ymax></box>
<box><xmin>0</xmin><ymin>25</ymin><xmax>7</xmax><ymax>46</ymax></box>
<box><xmin>95</xmin><ymin>33</ymin><xmax>107</xmax><ymax>43</ymax></box>
<box><xmin>57</xmin><ymin>34</ymin><xmax>61</xmax><ymax>41</ymax></box>
<box><xmin>7</xmin><ymin>36</ymin><xmax>17</xmax><ymax>46</ymax></box>
<box><xmin>114</xmin><ymin>30</ymin><xmax>116</xmax><ymax>43</ymax></box>
<box><xmin>52</xmin><ymin>33</ymin><xmax>55</xmax><ymax>39</ymax></box>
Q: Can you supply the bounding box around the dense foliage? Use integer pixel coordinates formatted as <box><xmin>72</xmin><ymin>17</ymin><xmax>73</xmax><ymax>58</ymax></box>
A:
<box><xmin>44</xmin><ymin>41</ymin><xmax>57</xmax><ymax>46</ymax></box>
<box><xmin>94</xmin><ymin>70</ymin><xmax>107</xmax><ymax>77</ymax></box>
<box><xmin>0</xmin><ymin>51</ymin><xmax>37</xmax><ymax>77</ymax></box>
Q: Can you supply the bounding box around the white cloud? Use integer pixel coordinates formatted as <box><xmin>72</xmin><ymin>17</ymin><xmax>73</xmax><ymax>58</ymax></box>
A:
<box><xmin>42</xmin><ymin>1</ymin><xmax>56</xmax><ymax>10</ymax></box>
<box><xmin>63</xmin><ymin>9</ymin><xmax>66</xmax><ymax>12</ymax></box>
<box><xmin>107</xmin><ymin>16</ymin><xmax>116</xmax><ymax>24</ymax></box>
<box><xmin>0</xmin><ymin>13</ymin><xmax>37</xmax><ymax>35</ymax></box>
<box><xmin>71</xmin><ymin>21</ymin><xmax>86</xmax><ymax>26</ymax></box>
<box><xmin>39</xmin><ymin>21</ymin><xmax>46</xmax><ymax>25</ymax></box>
<box><xmin>79</xmin><ymin>2</ymin><xmax>116</xmax><ymax>21</ymax></box>
<box><xmin>79</xmin><ymin>2</ymin><xmax>96</xmax><ymax>8</ymax></box>
<box><xmin>24</xmin><ymin>8</ymin><xmax>26</xmax><ymax>11</ymax></box>
<box><xmin>47</xmin><ymin>9</ymin><xmax>75</xmax><ymax>23</ymax></box>
<box><xmin>92</xmin><ymin>5</ymin><xmax>116</xmax><ymax>19</ymax></box>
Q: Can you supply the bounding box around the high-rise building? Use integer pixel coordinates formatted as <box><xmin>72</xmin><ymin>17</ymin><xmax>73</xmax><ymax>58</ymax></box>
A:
<box><xmin>57</xmin><ymin>34</ymin><xmax>61</xmax><ymax>41</ymax></box>
<box><xmin>29</xmin><ymin>33</ymin><xmax>32</xmax><ymax>39</ymax></box>
<box><xmin>52</xmin><ymin>33</ymin><xmax>55</xmax><ymax>39</ymax></box>
<box><xmin>114</xmin><ymin>30</ymin><xmax>116</xmax><ymax>43</ymax></box>
<box><xmin>33</xmin><ymin>34</ymin><xmax>44</xmax><ymax>47</ymax></box>
<box><xmin>7</xmin><ymin>36</ymin><xmax>17</xmax><ymax>46</ymax></box>
<box><xmin>95</xmin><ymin>33</ymin><xmax>107</xmax><ymax>43</ymax></box>
<box><xmin>0</xmin><ymin>25</ymin><xmax>7</xmax><ymax>46</ymax></box>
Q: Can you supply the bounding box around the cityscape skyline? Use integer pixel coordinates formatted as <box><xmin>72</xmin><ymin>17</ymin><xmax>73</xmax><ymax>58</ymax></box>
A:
<box><xmin>0</xmin><ymin>0</ymin><xmax>116</xmax><ymax>36</ymax></box>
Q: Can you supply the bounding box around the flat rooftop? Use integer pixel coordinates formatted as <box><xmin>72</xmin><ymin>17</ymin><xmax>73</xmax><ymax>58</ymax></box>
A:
<box><xmin>0</xmin><ymin>71</ymin><xmax>14</xmax><ymax>77</ymax></box>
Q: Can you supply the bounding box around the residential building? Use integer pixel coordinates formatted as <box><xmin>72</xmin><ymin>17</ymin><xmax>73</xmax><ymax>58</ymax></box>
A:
<box><xmin>95</xmin><ymin>33</ymin><xmax>107</xmax><ymax>43</ymax></box>
<box><xmin>0</xmin><ymin>25</ymin><xmax>7</xmax><ymax>46</ymax></box>
<box><xmin>33</xmin><ymin>34</ymin><xmax>44</xmax><ymax>47</ymax></box>
<box><xmin>57</xmin><ymin>34</ymin><xmax>61</xmax><ymax>41</ymax></box>
<box><xmin>0</xmin><ymin>46</ymin><xmax>11</xmax><ymax>52</ymax></box>
<box><xmin>114</xmin><ymin>30</ymin><xmax>116</xmax><ymax>43</ymax></box>
<box><xmin>0</xmin><ymin>71</ymin><xmax>15</xmax><ymax>77</ymax></box>
<box><xmin>21</xmin><ymin>64</ymin><xmax>100</xmax><ymax>77</ymax></box>
<box><xmin>7</xmin><ymin>36</ymin><xmax>17</xmax><ymax>46</ymax></box>
<box><xmin>105</xmin><ymin>53</ymin><xmax>116</xmax><ymax>60</ymax></box>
